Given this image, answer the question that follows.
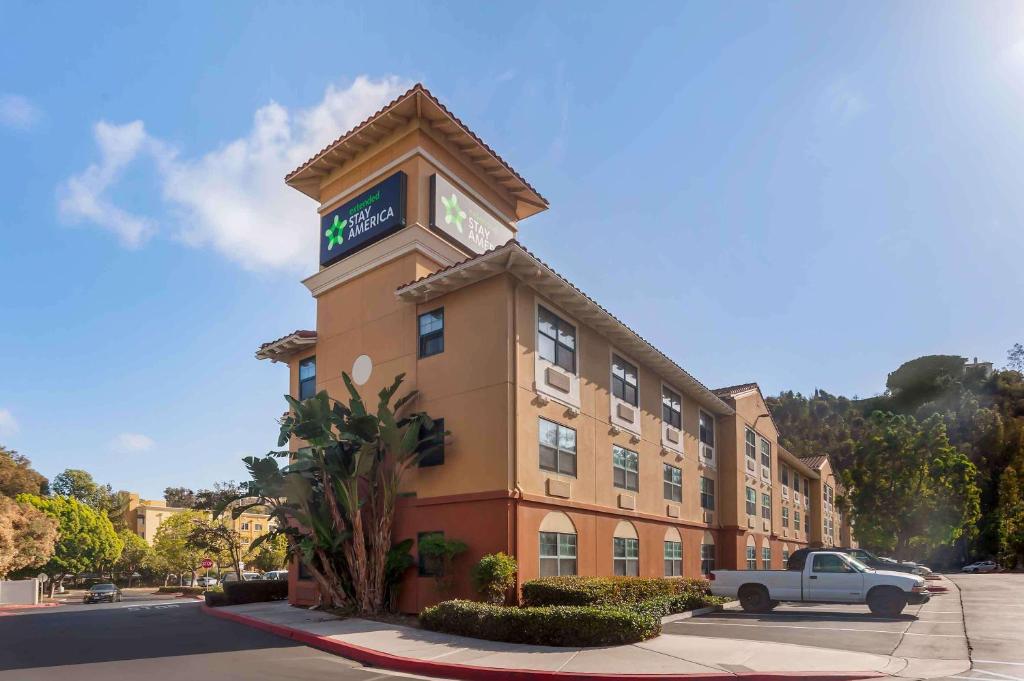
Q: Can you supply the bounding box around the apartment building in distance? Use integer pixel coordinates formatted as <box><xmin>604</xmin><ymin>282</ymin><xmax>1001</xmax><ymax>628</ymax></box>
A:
<box><xmin>256</xmin><ymin>84</ymin><xmax>855</xmax><ymax>611</ymax></box>
<box><xmin>123</xmin><ymin>493</ymin><xmax>274</xmax><ymax>550</ymax></box>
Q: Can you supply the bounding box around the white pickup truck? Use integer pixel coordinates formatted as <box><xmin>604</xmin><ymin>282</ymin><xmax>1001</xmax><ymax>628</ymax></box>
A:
<box><xmin>710</xmin><ymin>550</ymin><xmax>930</xmax><ymax>616</ymax></box>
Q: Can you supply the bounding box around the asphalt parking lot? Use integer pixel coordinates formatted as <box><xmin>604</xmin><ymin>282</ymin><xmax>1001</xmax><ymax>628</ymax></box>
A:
<box><xmin>665</xmin><ymin>575</ymin><xmax>967</xmax><ymax>663</ymax></box>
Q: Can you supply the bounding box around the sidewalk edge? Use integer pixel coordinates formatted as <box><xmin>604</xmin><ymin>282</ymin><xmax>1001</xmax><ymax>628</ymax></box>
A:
<box><xmin>201</xmin><ymin>604</ymin><xmax>885</xmax><ymax>681</ymax></box>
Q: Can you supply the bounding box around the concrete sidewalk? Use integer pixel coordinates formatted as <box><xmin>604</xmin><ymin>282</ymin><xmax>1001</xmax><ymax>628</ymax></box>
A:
<box><xmin>202</xmin><ymin>597</ymin><xmax>965</xmax><ymax>680</ymax></box>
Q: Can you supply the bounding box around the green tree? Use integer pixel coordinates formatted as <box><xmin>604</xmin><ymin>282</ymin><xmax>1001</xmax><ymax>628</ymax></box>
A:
<box><xmin>49</xmin><ymin>469</ymin><xmax>131</xmax><ymax>531</ymax></box>
<box><xmin>472</xmin><ymin>552</ymin><xmax>517</xmax><ymax>605</ymax></box>
<box><xmin>223</xmin><ymin>373</ymin><xmax>445</xmax><ymax>614</ymax></box>
<box><xmin>193</xmin><ymin>481</ymin><xmax>247</xmax><ymax>511</ymax></box>
<box><xmin>114</xmin><ymin>529</ymin><xmax>152</xmax><ymax>586</ymax></box>
<box><xmin>1008</xmin><ymin>343</ymin><xmax>1024</xmax><ymax>373</ymax></box>
<box><xmin>248</xmin><ymin>532</ymin><xmax>287</xmax><ymax>572</ymax></box>
<box><xmin>0</xmin><ymin>496</ymin><xmax>58</xmax><ymax>578</ymax></box>
<box><xmin>844</xmin><ymin>413</ymin><xmax>981</xmax><ymax>560</ymax></box>
<box><xmin>17</xmin><ymin>494</ymin><xmax>123</xmax><ymax>595</ymax></box>
<box><xmin>0</xmin><ymin>446</ymin><xmax>48</xmax><ymax>497</ymax></box>
<box><xmin>152</xmin><ymin>510</ymin><xmax>206</xmax><ymax>586</ymax></box>
<box><xmin>186</xmin><ymin>518</ymin><xmax>247</xmax><ymax>581</ymax></box>
<box><xmin>163</xmin><ymin>487</ymin><xmax>196</xmax><ymax>508</ymax></box>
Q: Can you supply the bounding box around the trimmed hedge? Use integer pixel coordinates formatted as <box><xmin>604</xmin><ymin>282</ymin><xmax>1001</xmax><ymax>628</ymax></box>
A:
<box><xmin>522</xmin><ymin>576</ymin><xmax>712</xmax><ymax>607</ymax></box>
<box><xmin>204</xmin><ymin>590</ymin><xmax>230</xmax><ymax>607</ymax></box>
<box><xmin>420</xmin><ymin>600</ymin><xmax>660</xmax><ymax>647</ymax></box>
<box><xmin>222</xmin><ymin>579</ymin><xmax>288</xmax><ymax>605</ymax></box>
<box><xmin>157</xmin><ymin>586</ymin><xmax>205</xmax><ymax>595</ymax></box>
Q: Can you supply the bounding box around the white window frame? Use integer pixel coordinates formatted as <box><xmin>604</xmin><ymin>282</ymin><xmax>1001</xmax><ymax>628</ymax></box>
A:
<box><xmin>609</xmin><ymin>348</ymin><xmax>642</xmax><ymax>436</ymax></box>
<box><xmin>613</xmin><ymin>445</ymin><xmax>639</xmax><ymax>492</ymax></box>
<box><xmin>745</xmin><ymin>486</ymin><xmax>757</xmax><ymax>516</ymax></box>
<box><xmin>664</xmin><ymin>541</ymin><xmax>682</xmax><ymax>577</ymax></box>
<box><xmin>540</xmin><ymin>531</ymin><xmax>577</xmax><ymax>576</ymax></box>
<box><xmin>746</xmin><ymin>545</ymin><xmax>757</xmax><ymax>570</ymax></box>
<box><xmin>699</xmin><ymin>409</ymin><xmax>715</xmax><ymax>467</ymax></box>
<box><xmin>533</xmin><ymin>298</ymin><xmax>581</xmax><ymax>409</ymax></box>
<box><xmin>539</xmin><ymin>418</ymin><xmax>577</xmax><ymax>477</ymax></box>
<box><xmin>661</xmin><ymin>382</ymin><xmax>684</xmax><ymax>453</ymax></box>
<box><xmin>613</xmin><ymin>537</ymin><xmax>639</xmax><ymax>576</ymax></box>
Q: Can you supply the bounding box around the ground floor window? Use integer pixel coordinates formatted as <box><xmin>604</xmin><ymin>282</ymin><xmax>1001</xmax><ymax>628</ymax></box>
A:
<box><xmin>613</xmin><ymin>537</ymin><xmax>639</xmax><ymax>576</ymax></box>
<box><xmin>664</xmin><ymin>541</ymin><xmax>682</xmax><ymax>577</ymax></box>
<box><xmin>782</xmin><ymin>549</ymin><xmax>790</xmax><ymax>568</ymax></box>
<box><xmin>746</xmin><ymin>544</ymin><xmax>757</xmax><ymax>570</ymax></box>
<box><xmin>701</xmin><ymin>543</ymin><xmax>715</xmax><ymax>574</ymax></box>
<box><xmin>540</xmin><ymin>531</ymin><xmax>577</xmax><ymax>576</ymax></box>
<box><xmin>762</xmin><ymin>545</ymin><xmax>771</xmax><ymax>569</ymax></box>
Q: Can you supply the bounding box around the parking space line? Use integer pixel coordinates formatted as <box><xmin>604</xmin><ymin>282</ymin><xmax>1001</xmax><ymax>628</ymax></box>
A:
<box><xmin>969</xmin><ymin>669</ymin><xmax>1024</xmax><ymax>681</ymax></box>
<box><xmin>975</xmin><ymin>662</ymin><xmax>1024</xmax><ymax>667</ymax></box>
<box><xmin>676</xmin><ymin>621</ymin><xmax>961</xmax><ymax>637</ymax></box>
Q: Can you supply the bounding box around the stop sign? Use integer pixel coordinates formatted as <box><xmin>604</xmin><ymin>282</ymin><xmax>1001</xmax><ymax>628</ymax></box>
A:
<box><xmin>201</xmin><ymin>558</ymin><xmax>214</xmax><ymax>569</ymax></box>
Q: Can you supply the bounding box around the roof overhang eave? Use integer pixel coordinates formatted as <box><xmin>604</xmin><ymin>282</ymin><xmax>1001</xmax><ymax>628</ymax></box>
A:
<box><xmin>255</xmin><ymin>336</ymin><xmax>317</xmax><ymax>363</ymax></box>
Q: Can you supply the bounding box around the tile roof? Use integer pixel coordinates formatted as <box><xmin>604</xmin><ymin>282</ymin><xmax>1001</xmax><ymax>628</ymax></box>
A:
<box><xmin>712</xmin><ymin>382</ymin><xmax>760</xmax><ymax>397</ymax></box>
<box><xmin>799</xmin><ymin>455</ymin><xmax>829</xmax><ymax>470</ymax></box>
<box><xmin>258</xmin><ymin>329</ymin><xmax>316</xmax><ymax>351</ymax></box>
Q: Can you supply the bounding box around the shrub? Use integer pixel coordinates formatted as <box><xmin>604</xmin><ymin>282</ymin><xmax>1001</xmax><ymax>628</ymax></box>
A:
<box><xmin>157</xmin><ymin>586</ymin><xmax>205</xmax><ymax>595</ymax></box>
<box><xmin>521</xmin><ymin>576</ymin><xmax>711</xmax><ymax>607</ymax></box>
<box><xmin>420</xmin><ymin>600</ymin><xmax>660</xmax><ymax>647</ymax></box>
<box><xmin>204</xmin><ymin>590</ymin><xmax>230</xmax><ymax>607</ymax></box>
<box><xmin>472</xmin><ymin>552</ymin><xmax>517</xmax><ymax>605</ymax></box>
<box><xmin>418</xmin><ymin>534</ymin><xmax>467</xmax><ymax>595</ymax></box>
<box><xmin>222</xmin><ymin>579</ymin><xmax>288</xmax><ymax>605</ymax></box>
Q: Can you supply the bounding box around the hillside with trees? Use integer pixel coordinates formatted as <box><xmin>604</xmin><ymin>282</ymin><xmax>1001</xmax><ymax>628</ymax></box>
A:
<box><xmin>767</xmin><ymin>347</ymin><xmax>1024</xmax><ymax>566</ymax></box>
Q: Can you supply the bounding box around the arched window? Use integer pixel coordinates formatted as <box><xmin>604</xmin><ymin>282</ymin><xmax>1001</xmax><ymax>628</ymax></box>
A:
<box><xmin>664</xmin><ymin>527</ymin><xmax>682</xmax><ymax>577</ymax></box>
<box><xmin>746</xmin><ymin>535</ymin><xmax>757</xmax><ymax>570</ymax></box>
<box><xmin>701</xmin><ymin>531</ymin><xmax>716</xmax><ymax>574</ymax></box>
<box><xmin>761</xmin><ymin>539</ymin><xmax>772</xmax><ymax>569</ymax></box>
<box><xmin>539</xmin><ymin>512</ymin><xmax>577</xmax><ymax>576</ymax></box>
<box><xmin>782</xmin><ymin>543</ymin><xmax>791</xmax><ymax>569</ymax></box>
<box><xmin>613</xmin><ymin>521</ymin><xmax>639</xmax><ymax>576</ymax></box>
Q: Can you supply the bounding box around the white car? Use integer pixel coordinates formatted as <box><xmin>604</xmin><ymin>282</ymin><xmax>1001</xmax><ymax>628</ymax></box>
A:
<box><xmin>961</xmin><ymin>560</ymin><xmax>999</xmax><ymax>573</ymax></box>
<box><xmin>196</xmin><ymin>576</ymin><xmax>218</xmax><ymax>587</ymax></box>
<box><xmin>710</xmin><ymin>550</ymin><xmax>930</xmax><ymax>616</ymax></box>
<box><xmin>263</xmin><ymin>570</ymin><xmax>289</xmax><ymax>581</ymax></box>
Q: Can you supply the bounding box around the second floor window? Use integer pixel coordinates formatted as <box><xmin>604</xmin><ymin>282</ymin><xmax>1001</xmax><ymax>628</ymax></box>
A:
<box><xmin>745</xmin><ymin>428</ymin><xmax>757</xmax><ymax>460</ymax></box>
<box><xmin>663</xmin><ymin>464</ymin><xmax>682</xmax><ymax>502</ymax></box>
<box><xmin>782</xmin><ymin>507</ymin><xmax>790</xmax><ymax>528</ymax></box>
<box><xmin>611</xmin><ymin>354</ymin><xmax>638</xmax><ymax>406</ymax></box>
<box><xmin>745</xmin><ymin>486</ymin><xmax>757</xmax><ymax>516</ymax></box>
<box><xmin>664</xmin><ymin>541</ymin><xmax>682</xmax><ymax>577</ymax></box>
<box><xmin>794</xmin><ymin>509</ymin><xmax>801</xmax><ymax>529</ymax></box>
<box><xmin>662</xmin><ymin>386</ymin><xmax>681</xmax><ymax>429</ymax></box>
<box><xmin>298</xmin><ymin>356</ymin><xmax>316</xmax><ymax>400</ymax></box>
<box><xmin>537</xmin><ymin>306</ymin><xmax>576</xmax><ymax>373</ymax></box>
<box><xmin>613</xmin><ymin>446</ymin><xmax>639</xmax><ymax>491</ymax></box>
<box><xmin>418</xmin><ymin>308</ymin><xmax>444</xmax><ymax>358</ymax></box>
<box><xmin>700</xmin><ymin>476</ymin><xmax>715</xmax><ymax>510</ymax></box>
<box><xmin>781</xmin><ymin>465</ymin><xmax>790</xmax><ymax>487</ymax></box>
<box><xmin>804</xmin><ymin>478</ymin><xmax>810</xmax><ymax>497</ymax></box>
<box><xmin>761</xmin><ymin>492</ymin><xmax>771</xmax><ymax>520</ymax></box>
<box><xmin>241</xmin><ymin>522</ymin><xmax>250</xmax><ymax>531</ymax></box>
<box><xmin>539</xmin><ymin>418</ymin><xmax>577</xmax><ymax>476</ymax></box>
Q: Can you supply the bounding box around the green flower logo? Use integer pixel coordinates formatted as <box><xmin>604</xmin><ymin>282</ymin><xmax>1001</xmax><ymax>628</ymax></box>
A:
<box><xmin>441</xmin><ymin>193</ymin><xmax>466</xmax><ymax>233</ymax></box>
<box><xmin>325</xmin><ymin>215</ymin><xmax>346</xmax><ymax>250</ymax></box>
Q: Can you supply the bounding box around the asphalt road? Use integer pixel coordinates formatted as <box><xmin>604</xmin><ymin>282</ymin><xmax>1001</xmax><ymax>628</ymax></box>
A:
<box><xmin>0</xmin><ymin>598</ymin><xmax>440</xmax><ymax>681</ymax></box>
<box><xmin>943</xmin><ymin>572</ymin><xmax>1024</xmax><ymax>681</ymax></box>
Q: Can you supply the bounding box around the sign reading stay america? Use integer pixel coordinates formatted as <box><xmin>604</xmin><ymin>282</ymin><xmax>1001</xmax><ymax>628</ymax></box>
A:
<box><xmin>429</xmin><ymin>173</ymin><xmax>514</xmax><ymax>255</ymax></box>
<box><xmin>320</xmin><ymin>172</ymin><xmax>407</xmax><ymax>267</ymax></box>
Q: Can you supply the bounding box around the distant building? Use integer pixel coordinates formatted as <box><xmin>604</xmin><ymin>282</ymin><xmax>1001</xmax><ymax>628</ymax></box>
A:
<box><xmin>122</xmin><ymin>492</ymin><xmax>274</xmax><ymax>549</ymax></box>
<box><xmin>965</xmin><ymin>357</ymin><xmax>994</xmax><ymax>379</ymax></box>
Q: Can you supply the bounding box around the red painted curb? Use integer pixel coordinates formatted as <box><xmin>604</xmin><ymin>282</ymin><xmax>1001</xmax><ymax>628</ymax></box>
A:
<box><xmin>200</xmin><ymin>605</ymin><xmax>885</xmax><ymax>681</ymax></box>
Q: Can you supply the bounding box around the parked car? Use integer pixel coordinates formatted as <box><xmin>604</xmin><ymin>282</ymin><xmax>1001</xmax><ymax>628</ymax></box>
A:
<box><xmin>220</xmin><ymin>572</ymin><xmax>261</xmax><ymax>584</ymax></box>
<box><xmin>262</xmin><ymin>570</ymin><xmax>289</xmax><ymax>581</ymax></box>
<box><xmin>788</xmin><ymin>547</ymin><xmax>930</xmax><ymax>576</ymax></box>
<box><xmin>961</xmin><ymin>560</ymin><xmax>999</xmax><ymax>573</ymax></box>
<box><xmin>196</xmin><ymin>576</ymin><xmax>218</xmax><ymax>587</ymax></box>
<box><xmin>710</xmin><ymin>550</ymin><xmax>930</xmax><ymax>616</ymax></box>
<box><xmin>83</xmin><ymin>583</ymin><xmax>122</xmax><ymax>604</ymax></box>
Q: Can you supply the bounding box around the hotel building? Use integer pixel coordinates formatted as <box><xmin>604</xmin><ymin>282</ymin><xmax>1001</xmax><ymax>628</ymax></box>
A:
<box><xmin>256</xmin><ymin>84</ymin><xmax>855</xmax><ymax>611</ymax></box>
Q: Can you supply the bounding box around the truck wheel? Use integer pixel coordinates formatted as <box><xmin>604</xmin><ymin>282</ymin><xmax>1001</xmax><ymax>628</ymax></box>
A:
<box><xmin>867</xmin><ymin>587</ymin><xmax>906</xmax><ymax>617</ymax></box>
<box><xmin>738</xmin><ymin>585</ymin><xmax>771</xmax><ymax>613</ymax></box>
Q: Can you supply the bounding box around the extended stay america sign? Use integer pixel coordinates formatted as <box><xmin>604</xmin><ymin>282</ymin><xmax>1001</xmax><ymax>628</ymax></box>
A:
<box><xmin>429</xmin><ymin>174</ymin><xmax>514</xmax><ymax>255</ymax></box>
<box><xmin>320</xmin><ymin>172</ymin><xmax>407</xmax><ymax>267</ymax></box>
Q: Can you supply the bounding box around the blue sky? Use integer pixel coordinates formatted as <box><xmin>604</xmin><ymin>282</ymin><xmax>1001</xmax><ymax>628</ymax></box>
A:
<box><xmin>1</xmin><ymin>1</ymin><xmax>1021</xmax><ymax>499</ymax></box>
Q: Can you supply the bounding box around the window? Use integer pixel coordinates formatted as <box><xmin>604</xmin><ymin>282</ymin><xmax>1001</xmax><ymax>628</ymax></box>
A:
<box><xmin>812</xmin><ymin>553</ymin><xmax>851</xmax><ymax>573</ymax></box>
<box><xmin>613</xmin><ymin>537</ymin><xmax>639</xmax><ymax>576</ymax></box>
<box><xmin>803</xmin><ymin>478</ymin><xmax>810</xmax><ymax>497</ymax></box>
<box><xmin>794</xmin><ymin>509</ymin><xmax>800</xmax><ymax>530</ymax></box>
<box><xmin>804</xmin><ymin>515</ymin><xmax>810</xmax><ymax>533</ymax></box>
<box><xmin>782</xmin><ymin>549</ymin><xmax>791</xmax><ymax>568</ymax></box>
<box><xmin>762</xmin><ymin>545</ymin><xmax>772</xmax><ymax>569</ymax></box>
<box><xmin>791</xmin><ymin>472</ymin><xmax>798</xmax><ymax>495</ymax></box>
<box><xmin>540</xmin><ymin>531</ymin><xmax>577</xmax><ymax>576</ymax></box>
<box><xmin>255</xmin><ymin>524</ymin><xmax>262</xmax><ymax>532</ymax></box>
<box><xmin>662</xmin><ymin>385</ymin><xmax>681</xmax><ymax>429</ymax></box>
<box><xmin>745</xmin><ymin>428</ymin><xmax>757</xmax><ymax>460</ymax></box>
<box><xmin>761</xmin><ymin>492</ymin><xmax>771</xmax><ymax>520</ymax></box>
<box><xmin>539</xmin><ymin>418</ymin><xmax>577</xmax><ymax>476</ymax></box>
<box><xmin>699</xmin><ymin>410</ymin><xmax>715</xmax><ymax>454</ymax></box>
<box><xmin>241</xmin><ymin>522</ymin><xmax>250</xmax><ymax>531</ymax></box>
<box><xmin>613</xmin><ymin>446</ymin><xmax>639</xmax><ymax>491</ymax></box>
<box><xmin>700</xmin><ymin>477</ymin><xmax>715</xmax><ymax>510</ymax></box>
<box><xmin>298</xmin><ymin>356</ymin><xmax>316</xmax><ymax>400</ymax></box>
<box><xmin>664</xmin><ymin>541</ymin><xmax>682</xmax><ymax>577</ymax></box>
<box><xmin>746</xmin><ymin>544</ymin><xmax>757</xmax><ymax>570</ymax></box>
<box><xmin>418</xmin><ymin>308</ymin><xmax>444</xmax><ymax>358</ymax></box>
<box><xmin>611</xmin><ymin>354</ymin><xmax>638</xmax><ymax>406</ymax></box>
<box><xmin>418</xmin><ymin>531</ymin><xmax>443</xmax><ymax>576</ymax></box>
<box><xmin>780</xmin><ymin>464</ymin><xmax>789</xmax><ymax>487</ymax></box>
<box><xmin>701</xmin><ymin>542</ymin><xmax>716</xmax><ymax>574</ymax></box>
<box><xmin>418</xmin><ymin>418</ymin><xmax>445</xmax><ymax>467</ymax></box>
<box><xmin>782</xmin><ymin>507</ymin><xmax>790</xmax><ymax>528</ymax></box>
<box><xmin>663</xmin><ymin>464</ymin><xmax>682</xmax><ymax>502</ymax></box>
<box><xmin>537</xmin><ymin>306</ymin><xmax>576</xmax><ymax>373</ymax></box>
<box><xmin>760</xmin><ymin>438</ymin><xmax>771</xmax><ymax>467</ymax></box>
<box><xmin>824</xmin><ymin>484</ymin><xmax>834</xmax><ymax>506</ymax></box>
<box><xmin>745</xmin><ymin>486</ymin><xmax>757</xmax><ymax>516</ymax></box>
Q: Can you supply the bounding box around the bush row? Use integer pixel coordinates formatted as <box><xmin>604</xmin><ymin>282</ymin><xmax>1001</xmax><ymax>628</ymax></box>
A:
<box><xmin>206</xmin><ymin>579</ymin><xmax>288</xmax><ymax>606</ymax></box>
<box><xmin>521</xmin><ymin>576</ymin><xmax>712</xmax><ymax>607</ymax></box>
<box><xmin>156</xmin><ymin>586</ymin><xmax>205</xmax><ymax>595</ymax></box>
<box><xmin>419</xmin><ymin>600</ymin><xmax>660</xmax><ymax>647</ymax></box>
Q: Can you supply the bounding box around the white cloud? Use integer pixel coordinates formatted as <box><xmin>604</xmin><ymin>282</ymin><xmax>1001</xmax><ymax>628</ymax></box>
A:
<box><xmin>0</xmin><ymin>94</ymin><xmax>40</xmax><ymax>130</ymax></box>
<box><xmin>0</xmin><ymin>408</ymin><xmax>19</xmax><ymax>437</ymax></box>
<box><xmin>58</xmin><ymin>76</ymin><xmax>409</xmax><ymax>269</ymax></box>
<box><xmin>111</xmin><ymin>432</ymin><xmax>155</xmax><ymax>453</ymax></box>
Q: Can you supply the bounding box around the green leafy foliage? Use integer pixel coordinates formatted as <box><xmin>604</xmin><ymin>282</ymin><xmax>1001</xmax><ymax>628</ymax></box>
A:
<box><xmin>522</xmin><ymin>575</ymin><xmax>712</xmax><ymax>607</ymax></box>
<box><xmin>0</xmin><ymin>495</ymin><xmax>58</xmax><ymax>578</ymax></box>
<box><xmin>472</xmin><ymin>552</ymin><xmax>517</xmax><ymax>605</ymax></box>
<box><xmin>0</xmin><ymin>446</ymin><xmax>48</xmax><ymax>497</ymax></box>
<box><xmin>222</xmin><ymin>579</ymin><xmax>288</xmax><ymax>604</ymax></box>
<box><xmin>418</xmin><ymin>534</ymin><xmax>467</xmax><ymax>594</ymax></box>
<box><xmin>152</xmin><ymin>510</ymin><xmax>206</xmax><ymax>584</ymax></box>
<box><xmin>419</xmin><ymin>600</ymin><xmax>661</xmax><ymax>647</ymax></box>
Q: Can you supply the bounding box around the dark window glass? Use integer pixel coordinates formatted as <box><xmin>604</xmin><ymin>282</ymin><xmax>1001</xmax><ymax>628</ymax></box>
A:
<box><xmin>804</xmin><ymin>479</ymin><xmax>810</xmax><ymax>497</ymax></box>
<box><xmin>745</xmin><ymin>486</ymin><xmax>757</xmax><ymax>516</ymax></box>
<box><xmin>613</xmin><ymin>446</ymin><xmax>639</xmax><ymax>491</ymax></box>
<box><xmin>418</xmin><ymin>418</ymin><xmax>445</xmax><ymax>467</ymax></box>
<box><xmin>782</xmin><ymin>507</ymin><xmax>790</xmax><ymax>528</ymax></box>
<box><xmin>540</xmin><ymin>531</ymin><xmax>577</xmax><ymax>576</ymax></box>
<box><xmin>746</xmin><ymin>545</ymin><xmax>757</xmax><ymax>570</ymax></box>
<box><xmin>762</xmin><ymin>546</ymin><xmax>772</xmax><ymax>569</ymax></box>
<box><xmin>761</xmin><ymin>492</ymin><xmax>771</xmax><ymax>519</ymax></box>
<box><xmin>745</xmin><ymin>428</ymin><xmax>757</xmax><ymax>460</ymax></box>
<box><xmin>760</xmin><ymin>438</ymin><xmax>771</xmax><ymax>467</ymax></box>
<box><xmin>812</xmin><ymin>553</ymin><xmax>851</xmax><ymax>573</ymax></box>
<box><xmin>781</xmin><ymin>465</ymin><xmax>790</xmax><ymax>486</ymax></box>
<box><xmin>662</xmin><ymin>386</ymin><xmax>681</xmax><ymax>429</ymax></box>
<box><xmin>699</xmin><ymin>410</ymin><xmax>715</xmax><ymax>447</ymax></box>
<box><xmin>663</xmin><ymin>464</ymin><xmax>682</xmax><ymax>502</ymax></box>
<box><xmin>611</xmin><ymin>354</ymin><xmax>638</xmax><ymax>406</ymax></box>
<box><xmin>537</xmin><ymin>306</ymin><xmax>576</xmax><ymax>374</ymax></box>
<box><xmin>418</xmin><ymin>308</ymin><xmax>444</xmax><ymax>358</ymax></box>
<box><xmin>700</xmin><ymin>477</ymin><xmax>715</xmax><ymax>510</ymax></box>
<box><xmin>701</xmin><ymin>543</ymin><xmax>716</xmax><ymax>574</ymax></box>
<box><xmin>418</xmin><ymin>531</ymin><xmax>444</xmax><ymax>576</ymax></box>
<box><xmin>664</xmin><ymin>541</ymin><xmax>682</xmax><ymax>577</ymax></box>
<box><xmin>539</xmin><ymin>418</ymin><xmax>577</xmax><ymax>476</ymax></box>
<box><xmin>613</xmin><ymin>537</ymin><xmax>639</xmax><ymax>576</ymax></box>
<box><xmin>298</xmin><ymin>357</ymin><xmax>316</xmax><ymax>400</ymax></box>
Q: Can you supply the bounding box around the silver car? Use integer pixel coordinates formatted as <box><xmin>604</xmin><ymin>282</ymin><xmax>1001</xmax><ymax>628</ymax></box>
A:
<box><xmin>961</xmin><ymin>560</ymin><xmax>999</xmax><ymax>573</ymax></box>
